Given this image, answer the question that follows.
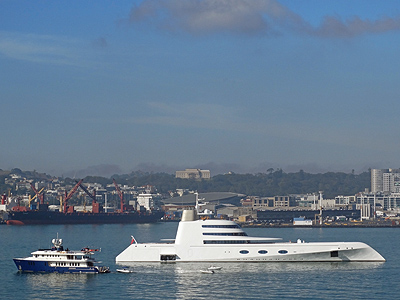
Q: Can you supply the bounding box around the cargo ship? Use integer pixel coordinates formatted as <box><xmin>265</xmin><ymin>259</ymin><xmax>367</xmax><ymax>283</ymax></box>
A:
<box><xmin>4</xmin><ymin>179</ymin><xmax>164</xmax><ymax>225</ymax></box>
<box><xmin>6</xmin><ymin>209</ymin><xmax>164</xmax><ymax>225</ymax></box>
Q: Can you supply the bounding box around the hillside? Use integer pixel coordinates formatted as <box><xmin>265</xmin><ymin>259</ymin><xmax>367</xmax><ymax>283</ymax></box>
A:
<box><xmin>1</xmin><ymin>169</ymin><xmax>371</xmax><ymax>198</ymax></box>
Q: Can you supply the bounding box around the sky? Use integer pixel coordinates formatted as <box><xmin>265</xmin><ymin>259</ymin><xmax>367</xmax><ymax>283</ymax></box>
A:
<box><xmin>1</xmin><ymin>0</ymin><xmax>400</xmax><ymax>177</ymax></box>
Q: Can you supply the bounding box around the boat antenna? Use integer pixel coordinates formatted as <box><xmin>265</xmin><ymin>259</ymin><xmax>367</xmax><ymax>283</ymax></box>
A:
<box><xmin>195</xmin><ymin>192</ymin><xmax>199</xmax><ymax>211</ymax></box>
<box><xmin>52</xmin><ymin>233</ymin><xmax>63</xmax><ymax>249</ymax></box>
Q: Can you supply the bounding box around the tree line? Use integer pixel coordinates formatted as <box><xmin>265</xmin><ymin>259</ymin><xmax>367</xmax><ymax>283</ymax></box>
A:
<box><xmin>1</xmin><ymin>169</ymin><xmax>371</xmax><ymax>199</ymax></box>
<box><xmin>112</xmin><ymin>169</ymin><xmax>370</xmax><ymax>198</ymax></box>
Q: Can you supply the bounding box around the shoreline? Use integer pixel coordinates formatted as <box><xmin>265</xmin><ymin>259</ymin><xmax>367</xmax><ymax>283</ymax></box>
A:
<box><xmin>241</xmin><ymin>221</ymin><xmax>400</xmax><ymax>228</ymax></box>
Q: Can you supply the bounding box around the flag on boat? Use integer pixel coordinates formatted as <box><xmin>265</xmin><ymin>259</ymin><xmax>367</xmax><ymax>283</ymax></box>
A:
<box><xmin>131</xmin><ymin>235</ymin><xmax>137</xmax><ymax>245</ymax></box>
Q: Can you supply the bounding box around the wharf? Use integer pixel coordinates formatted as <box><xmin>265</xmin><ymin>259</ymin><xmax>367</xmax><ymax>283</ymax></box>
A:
<box><xmin>241</xmin><ymin>220</ymin><xmax>400</xmax><ymax>228</ymax></box>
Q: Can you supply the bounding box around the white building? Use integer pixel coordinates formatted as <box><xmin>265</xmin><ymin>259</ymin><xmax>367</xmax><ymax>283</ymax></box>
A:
<box><xmin>371</xmin><ymin>168</ymin><xmax>400</xmax><ymax>193</ymax></box>
<box><xmin>371</xmin><ymin>169</ymin><xmax>387</xmax><ymax>193</ymax></box>
<box><xmin>335</xmin><ymin>195</ymin><xmax>356</xmax><ymax>206</ymax></box>
<box><xmin>136</xmin><ymin>193</ymin><xmax>161</xmax><ymax>211</ymax></box>
<box><xmin>175</xmin><ymin>169</ymin><xmax>210</xmax><ymax>180</ymax></box>
<box><xmin>357</xmin><ymin>192</ymin><xmax>400</xmax><ymax>211</ymax></box>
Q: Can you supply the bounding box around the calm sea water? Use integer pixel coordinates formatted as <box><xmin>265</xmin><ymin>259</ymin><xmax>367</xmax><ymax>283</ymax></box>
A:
<box><xmin>1</xmin><ymin>222</ymin><xmax>398</xmax><ymax>300</ymax></box>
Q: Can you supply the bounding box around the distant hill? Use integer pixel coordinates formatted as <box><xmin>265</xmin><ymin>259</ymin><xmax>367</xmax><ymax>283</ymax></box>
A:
<box><xmin>111</xmin><ymin>169</ymin><xmax>371</xmax><ymax>198</ymax></box>
<box><xmin>1</xmin><ymin>168</ymin><xmax>371</xmax><ymax>198</ymax></box>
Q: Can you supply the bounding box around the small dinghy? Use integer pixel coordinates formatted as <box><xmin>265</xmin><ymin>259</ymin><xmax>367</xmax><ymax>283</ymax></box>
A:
<box><xmin>116</xmin><ymin>267</ymin><xmax>134</xmax><ymax>273</ymax></box>
<box><xmin>207</xmin><ymin>266</ymin><xmax>222</xmax><ymax>271</ymax></box>
<box><xmin>200</xmin><ymin>269</ymin><xmax>214</xmax><ymax>274</ymax></box>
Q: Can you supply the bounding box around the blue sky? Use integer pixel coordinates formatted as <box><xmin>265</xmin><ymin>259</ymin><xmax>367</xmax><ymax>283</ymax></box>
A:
<box><xmin>1</xmin><ymin>0</ymin><xmax>400</xmax><ymax>177</ymax></box>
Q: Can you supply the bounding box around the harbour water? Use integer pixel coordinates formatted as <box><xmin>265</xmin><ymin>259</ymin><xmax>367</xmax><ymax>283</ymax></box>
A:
<box><xmin>1</xmin><ymin>222</ymin><xmax>399</xmax><ymax>299</ymax></box>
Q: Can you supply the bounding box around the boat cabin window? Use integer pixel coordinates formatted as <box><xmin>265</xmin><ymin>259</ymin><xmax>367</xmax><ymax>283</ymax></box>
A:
<box><xmin>203</xmin><ymin>240</ymin><xmax>274</xmax><ymax>244</ymax></box>
<box><xmin>160</xmin><ymin>255</ymin><xmax>177</xmax><ymax>261</ymax></box>
<box><xmin>278</xmin><ymin>250</ymin><xmax>288</xmax><ymax>254</ymax></box>
<box><xmin>258</xmin><ymin>250</ymin><xmax>268</xmax><ymax>254</ymax></box>
<box><xmin>204</xmin><ymin>240</ymin><xmax>247</xmax><ymax>244</ymax></box>
<box><xmin>330</xmin><ymin>250</ymin><xmax>339</xmax><ymax>257</ymax></box>
<box><xmin>239</xmin><ymin>250</ymin><xmax>249</xmax><ymax>254</ymax></box>
<box><xmin>203</xmin><ymin>232</ymin><xmax>247</xmax><ymax>236</ymax></box>
<box><xmin>202</xmin><ymin>225</ymin><xmax>241</xmax><ymax>229</ymax></box>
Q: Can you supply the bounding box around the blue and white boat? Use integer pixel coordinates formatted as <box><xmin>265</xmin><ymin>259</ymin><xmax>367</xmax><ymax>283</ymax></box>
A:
<box><xmin>13</xmin><ymin>235</ymin><xmax>110</xmax><ymax>273</ymax></box>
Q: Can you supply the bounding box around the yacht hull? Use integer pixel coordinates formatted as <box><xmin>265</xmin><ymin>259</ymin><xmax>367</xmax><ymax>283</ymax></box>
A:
<box><xmin>13</xmin><ymin>258</ymin><xmax>100</xmax><ymax>273</ymax></box>
<box><xmin>116</xmin><ymin>241</ymin><xmax>385</xmax><ymax>263</ymax></box>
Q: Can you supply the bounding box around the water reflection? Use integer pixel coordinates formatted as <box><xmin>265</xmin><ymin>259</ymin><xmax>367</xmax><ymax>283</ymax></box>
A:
<box><xmin>119</xmin><ymin>260</ymin><xmax>384</xmax><ymax>274</ymax></box>
<box><xmin>12</xmin><ymin>271</ymin><xmax>137</xmax><ymax>300</ymax></box>
<box><xmin>22</xmin><ymin>272</ymin><xmax>96</xmax><ymax>285</ymax></box>
<box><xmin>18</xmin><ymin>272</ymin><xmax>97</xmax><ymax>299</ymax></box>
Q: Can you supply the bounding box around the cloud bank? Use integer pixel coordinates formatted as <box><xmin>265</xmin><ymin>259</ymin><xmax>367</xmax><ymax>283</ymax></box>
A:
<box><xmin>129</xmin><ymin>0</ymin><xmax>400</xmax><ymax>37</ymax></box>
<box><xmin>0</xmin><ymin>31</ymin><xmax>102</xmax><ymax>66</ymax></box>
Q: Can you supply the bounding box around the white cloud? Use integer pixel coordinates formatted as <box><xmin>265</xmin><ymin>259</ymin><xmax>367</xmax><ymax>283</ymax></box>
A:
<box><xmin>0</xmin><ymin>31</ymin><xmax>92</xmax><ymax>66</ymax></box>
<box><xmin>129</xmin><ymin>0</ymin><xmax>287</xmax><ymax>35</ymax></box>
<box><xmin>128</xmin><ymin>0</ymin><xmax>400</xmax><ymax>37</ymax></box>
<box><xmin>315</xmin><ymin>15</ymin><xmax>400</xmax><ymax>37</ymax></box>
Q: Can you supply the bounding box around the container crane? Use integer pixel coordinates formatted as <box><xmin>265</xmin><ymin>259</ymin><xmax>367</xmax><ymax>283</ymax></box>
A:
<box><xmin>29</xmin><ymin>187</ymin><xmax>45</xmax><ymax>207</ymax></box>
<box><xmin>63</xmin><ymin>179</ymin><xmax>83</xmax><ymax>213</ymax></box>
<box><xmin>77</xmin><ymin>181</ymin><xmax>97</xmax><ymax>203</ymax></box>
<box><xmin>76</xmin><ymin>181</ymin><xmax>101</xmax><ymax>213</ymax></box>
<box><xmin>112</xmin><ymin>178</ymin><xmax>125</xmax><ymax>212</ymax></box>
<box><xmin>30</xmin><ymin>183</ymin><xmax>45</xmax><ymax>204</ymax></box>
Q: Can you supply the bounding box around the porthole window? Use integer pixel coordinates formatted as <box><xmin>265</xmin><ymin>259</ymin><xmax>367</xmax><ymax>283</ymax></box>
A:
<box><xmin>239</xmin><ymin>250</ymin><xmax>249</xmax><ymax>254</ymax></box>
<box><xmin>258</xmin><ymin>250</ymin><xmax>268</xmax><ymax>254</ymax></box>
<box><xmin>278</xmin><ymin>250</ymin><xmax>288</xmax><ymax>254</ymax></box>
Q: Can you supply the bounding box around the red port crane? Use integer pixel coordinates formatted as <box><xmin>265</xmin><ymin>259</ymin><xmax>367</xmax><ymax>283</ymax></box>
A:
<box><xmin>63</xmin><ymin>179</ymin><xmax>83</xmax><ymax>213</ymax></box>
<box><xmin>112</xmin><ymin>178</ymin><xmax>125</xmax><ymax>212</ymax></box>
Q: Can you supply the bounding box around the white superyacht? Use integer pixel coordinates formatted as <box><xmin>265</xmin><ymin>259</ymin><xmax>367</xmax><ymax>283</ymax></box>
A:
<box><xmin>116</xmin><ymin>209</ymin><xmax>385</xmax><ymax>263</ymax></box>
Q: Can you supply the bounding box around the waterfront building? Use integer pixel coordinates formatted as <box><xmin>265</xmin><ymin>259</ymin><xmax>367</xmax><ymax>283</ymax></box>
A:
<box><xmin>335</xmin><ymin>195</ymin><xmax>356</xmax><ymax>206</ymax></box>
<box><xmin>249</xmin><ymin>196</ymin><xmax>295</xmax><ymax>209</ymax></box>
<box><xmin>257</xmin><ymin>209</ymin><xmax>360</xmax><ymax>223</ymax></box>
<box><xmin>290</xmin><ymin>194</ymin><xmax>317</xmax><ymax>208</ymax></box>
<box><xmin>357</xmin><ymin>192</ymin><xmax>400</xmax><ymax>211</ymax></box>
<box><xmin>136</xmin><ymin>193</ymin><xmax>162</xmax><ymax>211</ymax></box>
<box><xmin>248</xmin><ymin>196</ymin><xmax>271</xmax><ymax>209</ymax></box>
<box><xmin>273</xmin><ymin>196</ymin><xmax>296</xmax><ymax>207</ymax></box>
